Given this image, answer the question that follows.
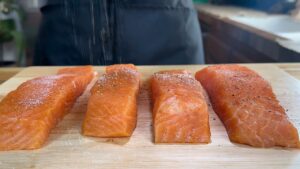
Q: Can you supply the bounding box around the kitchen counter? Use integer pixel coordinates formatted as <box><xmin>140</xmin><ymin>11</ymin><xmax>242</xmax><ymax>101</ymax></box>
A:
<box><xmin>0</xmin><ymin>64</ymin><xmax>300</xmax><ymax>84</ymax></box>
<box><xmin>197</xmin><ymin>5</ymin><xmax>300</xmax><ymax>63</ymax></box>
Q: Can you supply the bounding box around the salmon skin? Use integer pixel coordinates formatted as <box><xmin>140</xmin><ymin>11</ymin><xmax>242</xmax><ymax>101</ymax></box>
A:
<box><xmin>151</xmin><ymin>70</ymin><xmax>211</xmax><ymax>143</ymax></box>
<box><xmin>0</xmin><ymin>66</ymin><xmax>94</xmax><ymax>150</ymax></box>
<box><xmin>195</xmin><ymin>65</ymin><xmax>300</xmax><ymax>148</ymax></box>
<box><xmin>82</xmin><ymin>64</ymin><xmax>140</xmax><ymax>137</ymax></box>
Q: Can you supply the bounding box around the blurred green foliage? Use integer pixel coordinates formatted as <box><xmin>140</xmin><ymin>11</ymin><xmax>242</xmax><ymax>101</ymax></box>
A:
<box><xmin>0</xmin><ymin>0</ymin><xmax>25</xmax><ymax>65</ymax></box>
<box><xmin>0</xmin><ymin>19</ymin><xmax>15</xmax><ymax>43</ymax></box>
<box><xmin>193</xmin><ymin>0</ymin><xmax>209</xmax><ymax>4</ymax></box>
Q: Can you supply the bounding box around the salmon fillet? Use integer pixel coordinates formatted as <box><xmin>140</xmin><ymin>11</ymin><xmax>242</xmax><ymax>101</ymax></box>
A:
<box><xmin>195</xmin><ymin>65</ymin><xmax>300</xmax><ymax>148</ymax></box>
<box><xmin>151</xmin><ymin>70</ymin><xmax>211</xmax><ymax>143</ymax></box>
<box><xmin>0</xmin><ymin>66</ymin><xmax>94</xmax><ymax>150</ymax></box>
<box><xmin>82</xmin><ymin>64</ymin><xmax>140</xmax><ymax>137</ymax></box>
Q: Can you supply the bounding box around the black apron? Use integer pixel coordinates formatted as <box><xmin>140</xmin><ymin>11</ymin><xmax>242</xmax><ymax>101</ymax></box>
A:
<box><xmin>34</xmin><ymin>0</ymin><xmax>204</xmax><ymax>65</ymax></box>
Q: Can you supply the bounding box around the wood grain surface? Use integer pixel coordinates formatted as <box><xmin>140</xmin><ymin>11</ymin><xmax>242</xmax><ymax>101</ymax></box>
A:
<box><xmin>0</xmin><ymin>64</ymin><xmax>299</xmax><ymax>169</ymax></box>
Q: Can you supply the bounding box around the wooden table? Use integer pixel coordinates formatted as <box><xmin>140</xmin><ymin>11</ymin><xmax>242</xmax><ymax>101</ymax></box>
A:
<box><xmin>0</xmin><ymin>67</ymin><xmax>23</xmax><ymax>84</ymax></box>
<box><xmin>1</xmin><ymin>64</ymin><xmax>299</xmax><ymax>84</ymax></box>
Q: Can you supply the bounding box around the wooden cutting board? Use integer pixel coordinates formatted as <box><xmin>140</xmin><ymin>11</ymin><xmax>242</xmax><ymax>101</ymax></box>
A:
<box><xmin>0</xmin><ymin>64</ymin><xmax>299</xmax><ymax>169</ymax></box>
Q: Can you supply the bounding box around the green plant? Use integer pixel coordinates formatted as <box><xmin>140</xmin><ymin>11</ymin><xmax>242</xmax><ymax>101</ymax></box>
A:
<box><xmin>0</xmin><ymin>0</ymin><xmax>25</xmax><ymax>65</ymax></box>
<box><xmin>0</xmin><ymin>19</ymin><xmax>14</xmax><ymax>43</ymax></box>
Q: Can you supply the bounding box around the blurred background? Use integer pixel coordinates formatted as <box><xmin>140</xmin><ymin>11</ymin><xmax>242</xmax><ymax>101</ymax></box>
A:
<box><xmin>0</xmin><ymin>0</ymin><xmax>300</xmax><ymax>66</ymax></box>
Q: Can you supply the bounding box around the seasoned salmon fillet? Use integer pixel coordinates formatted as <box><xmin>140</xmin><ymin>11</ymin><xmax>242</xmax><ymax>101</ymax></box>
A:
<box><xmin>195</xmin><ymin>65</ymin><xmax>300</xmax><ymax>148</ymax></box>
<box><xmin>82</xmin><ymin>64</ymin><xmax>140</xmax><ymax>137</ymax></box>
<box><xmin>0</xmin><ymin>66</ymin><xmax>94</xmax><ymax>150</ymax></box>
<box><xmin>151</xmin><ymin>70</ymin><xmax>211</xmax><ymax>143</ymax></box>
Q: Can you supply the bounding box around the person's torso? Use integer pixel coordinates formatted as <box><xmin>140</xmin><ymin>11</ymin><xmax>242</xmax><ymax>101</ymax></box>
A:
<box><xmin>36</xmin><ymin>0</ymin><xmax>204</xmax><ymax>65</ymax></box>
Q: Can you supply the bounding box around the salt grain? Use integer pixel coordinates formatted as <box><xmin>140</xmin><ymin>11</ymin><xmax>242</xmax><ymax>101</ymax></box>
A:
<box><xmin>17</xmin><ymin>75</ymin><xmax>68</xmax><ymax>108</ymax></box>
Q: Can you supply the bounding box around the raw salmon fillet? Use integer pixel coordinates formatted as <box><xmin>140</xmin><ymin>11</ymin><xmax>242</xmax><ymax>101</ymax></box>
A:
<box><xmin>151</xmin><ymin>70</ymin><xmax>211</xmax><ymax>143</ymax></box>
<box><xmin>0</xmin><ymin>66</ymin><xmax>94</xmax><ymax>150</ymax></box>
<box><xmin>82</xmin><ymin>64</ymin><xmax>140</xmax><ymax>137</ymax></box>
<box><xmin>195</xmin><ymin>65</ymin><xmax>300</xmax><ymax>148</ymax></box>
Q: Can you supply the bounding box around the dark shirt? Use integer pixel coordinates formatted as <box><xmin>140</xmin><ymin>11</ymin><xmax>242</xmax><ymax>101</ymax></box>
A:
<box><xmin>35</xmin><ymin>0</ymin><xmax>204</xmax><ymax>65</ymax></box>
